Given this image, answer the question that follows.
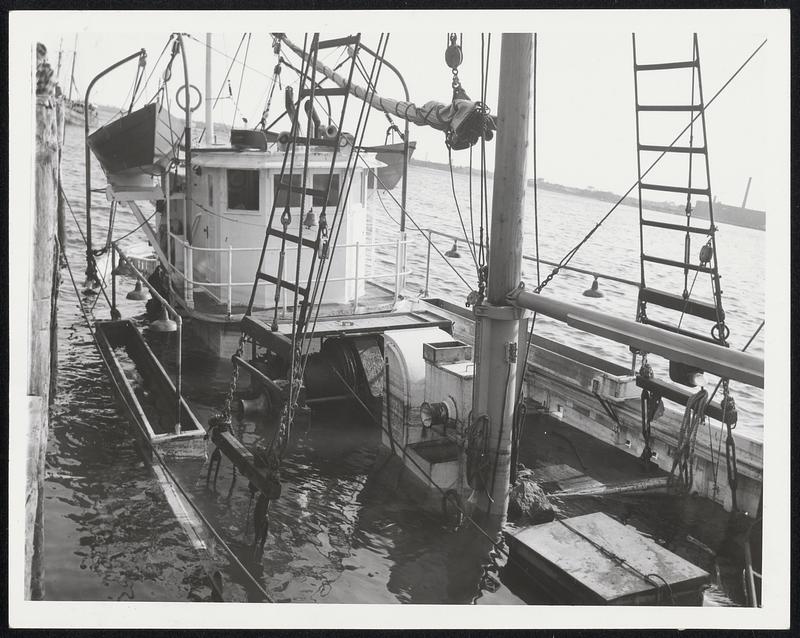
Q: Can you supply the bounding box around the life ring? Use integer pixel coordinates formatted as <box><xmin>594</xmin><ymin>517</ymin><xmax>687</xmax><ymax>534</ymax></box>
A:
<box><xmin>176</xmin><ymin>84</ymin><xmax>202</xmax><ymax>112</ymax></box>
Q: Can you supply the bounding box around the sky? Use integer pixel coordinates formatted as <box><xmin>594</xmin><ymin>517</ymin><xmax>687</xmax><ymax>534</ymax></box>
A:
<box><xmin>32</xmin><ymin>11</ymin><xmax>783</xmax><ymax>212</ymax></box>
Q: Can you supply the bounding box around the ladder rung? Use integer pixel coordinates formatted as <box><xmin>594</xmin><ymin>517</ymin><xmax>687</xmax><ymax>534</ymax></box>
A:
<box><xmin>316</xmin><ymin>35</ymin><xmax>360</xmax><ymax>50</ymax></box>
<box><xmin>639</xmin><ymin>144</ymin><xmax>707</xmax><ymax>154</ymax></box>
<box><xmin>642</xmin><ymin>254</ymin><xmax>713</xmax><ymax>273</ymax></box>
<box><xmin>268</xmin><ymin>228</ymin><xmax>319</xmax><ymax>250</ymax></box>
<box><xmin>257</xmin><ymin>273</ymin><xmax>308</xmax><ymax>297</ymax></box>
<box><xmin>641</xmin><ymin>218</ymin><xmax>714</xmax><ymax>234</ymax></box>
<box><xmin>640</xmin><ymin>318</ymin><xmax>721</xmax><ymax>346</ymax></box>
<box><xmin>635</xmin><ymin>60</ymin><xmax>697</xmax><ymax>71</ymax></box>
<box><xmin>276</xmin><ymin>180</ymin><xmax>329</xmax><ymax>200</ymax></box>
<box><xmin>639</xmin><ymin>287</ymin><xmax>722</xmax><ymax>322</ymax></box>
<box><xmin>637</xmin><ymin>104</ymin><xmax>702</xmax><ymax>112</ymax></box>
<box><xmin>640</xmin><ymin>183</ymin><xmax>710</xmax><ymax>196</ymax></box>
<box><xmin>299</xmin><ymin>86</ymin><xmax>349</xmax><ymax>98</ymax></box>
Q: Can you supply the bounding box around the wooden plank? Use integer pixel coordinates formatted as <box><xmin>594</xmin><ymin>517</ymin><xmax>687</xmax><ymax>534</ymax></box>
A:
<box><xmin>506</xmin><ymin>512</ymin><xmax>709</xmax><ymax>604</ymax></box>
<box><xmin>273</xmin><ymin>310</ymin><xmax>452</xmax><ymax>338</ymax></box>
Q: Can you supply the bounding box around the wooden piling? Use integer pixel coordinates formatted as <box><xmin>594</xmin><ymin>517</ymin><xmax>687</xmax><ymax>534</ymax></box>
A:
<box><xmin>26</xmin><ymin>42</ymin><xmax>62</xmax><ymax>600</ymax></box>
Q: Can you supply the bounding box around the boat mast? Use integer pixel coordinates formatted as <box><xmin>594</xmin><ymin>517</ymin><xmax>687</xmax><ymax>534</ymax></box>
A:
<box><xmin>204</xmin><ymin>33</ymin><xmax>214</xmax><ymax>144</ymax></box>
<box><xmin>471</xmin><ymin>33</ymin><xmax>533</xmax><ymax>520</ymax></box>
<box><xmin>55</xmin><ymin>38</ymin><xmax>63</xmax><ymax>86</ymax></box>
<box><xmin>68</xmin><ymin>35</ymin><xmax>78</xmax><ymax>102</ymax></box>
<box><xmin>741</xmin><ymin>176</ymin><xmax>752</xmax><ymax>208</ymax></box>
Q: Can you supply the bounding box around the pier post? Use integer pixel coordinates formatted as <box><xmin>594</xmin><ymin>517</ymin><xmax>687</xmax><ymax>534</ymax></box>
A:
<box><xmin>471</xmin><ymin>34</ymin><xmax>532</xmax><ymax>521</ymax></box>
<box><xmin>27</xmin><ymin>43</ymin><xmax>62</xmax><ymax>600</ymax></box>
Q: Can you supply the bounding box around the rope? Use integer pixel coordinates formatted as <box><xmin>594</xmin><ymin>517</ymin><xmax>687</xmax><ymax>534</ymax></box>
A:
<box><xmin>447</xmin><ymin>147</ymin><xmax>480</xmax><ymax>272</ymax></box>
<box><xmin>668</xmin><ymin>387</ymin><xmax>709</xmax><ymax>492</ymax></box>
<box><xmin>707</xmin><ymin>319</ymin><xmax>763</xmax><ymax>497</ymax></box>
<box><xmin>534</xmin><ymin>37</ymin><xmax>768</xmax><ymax>295</ymax></box>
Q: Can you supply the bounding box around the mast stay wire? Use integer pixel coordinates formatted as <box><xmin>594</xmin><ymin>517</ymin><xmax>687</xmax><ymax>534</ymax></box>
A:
<box><xmin>230</xmin><ymin>33</ymin><xmax>252</xmax><ymax>130</ymax></box>
<box><xmin>448</xmin><ymin>147</ymin><xmax>480</xmax><ymax>273</ymax></box>
<box><xmin>533</xmin><ymin>37</ymin><xmax>767</xmax><ymax>296</ymax></box>
<box><xmin>196</xmin><ymin>34</ymin><xmax>247</xmax><ymax>145</ymax></box>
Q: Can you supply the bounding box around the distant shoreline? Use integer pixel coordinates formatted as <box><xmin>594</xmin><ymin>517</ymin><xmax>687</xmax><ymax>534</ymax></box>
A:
<box><xmin>410</xmin><ymin>157</ymin><xmax>765</xmax><ymax>231</ymax></box>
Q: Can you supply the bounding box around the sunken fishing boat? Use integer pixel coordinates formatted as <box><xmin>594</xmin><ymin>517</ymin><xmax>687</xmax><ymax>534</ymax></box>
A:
<box><xmin>54</xmin><ymin>29</ymin><xmax>768</xmax><ymax>607</ymax></box>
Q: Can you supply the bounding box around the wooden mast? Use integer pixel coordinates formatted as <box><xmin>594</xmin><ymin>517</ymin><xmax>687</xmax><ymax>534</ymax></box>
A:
<box><xmin>205</xmin><ymin>33</ymin><xmax>214</xmax><ymax>144</ymax></box>
<box><xmin>471</xmin><ymin>33</ymin><xmax>533</xmax><ymax>520</ymax></box>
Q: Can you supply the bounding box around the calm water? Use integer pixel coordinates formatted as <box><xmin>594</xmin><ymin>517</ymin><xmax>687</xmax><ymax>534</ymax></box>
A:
<box><xmin>44</xmin><ymin>117</ymin><xmax>763</xmax><ymax>603</ymax></box>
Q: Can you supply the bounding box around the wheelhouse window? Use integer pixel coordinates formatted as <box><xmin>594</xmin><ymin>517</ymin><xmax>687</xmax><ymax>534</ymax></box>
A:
<box><xmin>273</xmin><ymin>174</ymin><xmax>302</xmax><ymax>207</ymax></box>
<box><xmin>227</xmin><ymin>169</ymin><xmax>260</xmax><ymax>211</ymax></box>
<box><xmin>312</xmin><ymin>173</ymin><xmax>340</xmax><ymax>207</ymax></box>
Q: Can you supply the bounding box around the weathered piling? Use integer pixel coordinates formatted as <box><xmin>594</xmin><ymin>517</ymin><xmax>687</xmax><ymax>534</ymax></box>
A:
<box><xmin>26</xmin><ymin>42</ymin><xmax>62</xmax><ymax>601</ymax></box>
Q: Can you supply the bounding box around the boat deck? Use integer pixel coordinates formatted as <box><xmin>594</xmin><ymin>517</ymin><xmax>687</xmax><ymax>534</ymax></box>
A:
<box><xmin>185</xmin><ymin>280</ymin><xmax>400</xmax><ymax>324</ymax></box>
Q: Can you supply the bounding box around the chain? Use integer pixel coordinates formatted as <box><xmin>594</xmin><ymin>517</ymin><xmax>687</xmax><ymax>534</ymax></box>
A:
<box><xmin>719</xmin><ymin>379</ymin><xmax>740</xmax><ymax>511</ymax></box>
<box><xmin>220</xmin><ymin>334</ymin><xmax>246</xmax><ymax>423</ymax></box>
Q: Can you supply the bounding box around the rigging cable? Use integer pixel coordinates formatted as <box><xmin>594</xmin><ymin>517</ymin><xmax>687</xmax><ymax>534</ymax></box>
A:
<box><xmin>230</xmin><ymin>33</ymin><xmax>252</xmax><ymax>130</ymax></box>
<box><xmin>358</xmin><ymin>154</ymin><xmax>475</xmax><ymax>291</ymax></box>
<box><xmin>447</xmin><ymin>147</ymin><xmax>480</xmax><ymax>272</ymax></box>
<box><xmin>196</xmin><ymin>34</ymin><xmax>247</xmax><ymax>145</ymax></box>
<box><xmin>533</xmin><ymin>37</ymin><xmax>768</xmax><ymax>295</ymax></box>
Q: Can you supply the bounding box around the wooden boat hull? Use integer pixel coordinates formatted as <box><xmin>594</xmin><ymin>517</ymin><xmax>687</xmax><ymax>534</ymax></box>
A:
<box><xmin>367</xmin><ymin>141</ymin><xmax>416</xmax><ymax>190</ymax></box>
<box><xmin>87</xmin><ymin>102</ymin><xmax>177</xmax><ymax>176</ymax></box>
<box><xmin>94</xmin><ymin>319</ymin><xmax>206</xmax><ymax>458</ymax></box>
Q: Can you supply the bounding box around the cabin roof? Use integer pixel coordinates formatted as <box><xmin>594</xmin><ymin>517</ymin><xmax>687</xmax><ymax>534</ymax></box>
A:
<box><xmin>192</xmin><ymin>148</ymin><xmax>385</xmax><ymax>170</ymax></box>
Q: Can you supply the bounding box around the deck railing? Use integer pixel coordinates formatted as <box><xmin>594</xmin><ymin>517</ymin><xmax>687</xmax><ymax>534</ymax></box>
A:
<box><xmin>420</xmin><ymin>228</ymin><xmax>641</xmax><ymax>295</ymax></box>
<box><xmin>166</xmin><ymin>232</ymin><xmax>412</xmax><ymax>316</ymax></box>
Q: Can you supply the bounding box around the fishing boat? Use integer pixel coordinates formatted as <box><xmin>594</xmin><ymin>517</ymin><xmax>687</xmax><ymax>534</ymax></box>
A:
<box><xmin>72</xmin><ymin>30</ymin><xmax>766</xmax><ymax>606</ymax></box>
<box><xmin>57</xmin><ymin>36</ymin><xmax>99</xmax><ymax>127</ymax></box>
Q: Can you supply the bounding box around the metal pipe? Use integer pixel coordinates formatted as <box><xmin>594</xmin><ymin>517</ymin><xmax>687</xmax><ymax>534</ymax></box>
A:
<box><xmin>424</xmin><ymin>230</ymin><xmax>432</xmax><ymax>296</ymax></box>
<box><xmin>204</xmin><ymin>33</ymin><xmax>213</xmax><ymax>145</ymax></box>
<box><xmin>176</xmin><ymin>34</ymin><xmax>193</xmax><ymax>245</ymax></box>
<box><xmin>507</xmin><ymin>286</ymin><xmax>764</xmax><ymax>388</ymax></box>
<box><xmin>84</xmin><ymin>48</ymin><xmax>146</xmax><ymax>284</ymax></box>
<box><xmin>227</xmin><ymin>244</ymin><xmax>233</xmax><ymax>317</ymax></box>
<box><xmin>425</xmin><ymin>227</ymin><xmax>641</xmax><ymax>288</ymax></box>
<box><xmin>113</xmin><ymin>243</ymin><xmax>184</xmax><ymax>431</ymax></box>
